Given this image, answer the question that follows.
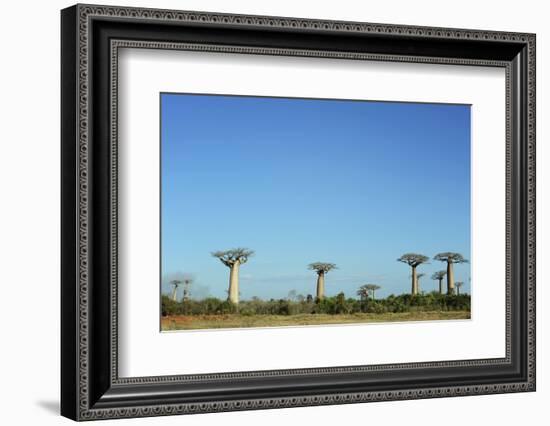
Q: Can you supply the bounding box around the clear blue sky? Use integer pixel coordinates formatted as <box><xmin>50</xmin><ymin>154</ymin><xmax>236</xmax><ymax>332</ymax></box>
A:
<box><xmin>161</xmin><ymin>93</ymin><xmax>471</xmax><ymax>300</ymax></box>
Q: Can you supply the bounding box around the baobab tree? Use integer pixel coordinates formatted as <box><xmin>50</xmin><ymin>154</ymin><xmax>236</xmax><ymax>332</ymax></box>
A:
<box><xmin>212</xmin><ymin>248</ymin><xmax>254</xmax><ymax>304</ymax></box>
<box><xmin>397</xmin><ymin>253</ymin><xmax>429</xmax><ymax>295</ymax></box>
<box><xmin>434</xmin><ymin>252</ymin><xmax>468</xmax><ymax>295</ymax></box>
<box><xmin>170</xmin><ymin>279</ymin><xmax>181</xmax><ymax>302</ymax></box>
<box><xmin>357</xmin><ymin>285</ymin><xmax>370</xmax><ymax>301</ymax></box>
<box><xmin>365</xmin><ymin>284</ymin><xmax>381</xmax><ymax>300</ymax></box>
<box><xmin>308</xmin><ymin>262</ymin><xmax>337</xmax><ymax>300</ymax></box>
<box><xmin>455</xmin><ymin>281</ymin><xmax>464</xmax><ymax>295</ymax></box>
<box><xmin>181</xmin><ymin>274</ymin><xmax>193</xmax><ymax>302</ymax></box>
<box><xmin>431</xmin><ymin>271</ymin><xmax>447</xmax><ymax>294</ymax></box>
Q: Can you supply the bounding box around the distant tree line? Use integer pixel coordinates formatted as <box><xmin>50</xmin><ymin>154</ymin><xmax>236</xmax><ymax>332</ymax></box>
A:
<box><xmin>168</xmin><ymin>248</ymin><xmax>469</xmax><ymax>312</ymax></box>
<box><xmin>172</xmin><ymin>248</ymin><xmax>469</xmax><ymax>304</ymax></box>
<box><xmin>162</xmin><ymin>292</ymin><xmax>470</xmax><ymax>317</ymax></box>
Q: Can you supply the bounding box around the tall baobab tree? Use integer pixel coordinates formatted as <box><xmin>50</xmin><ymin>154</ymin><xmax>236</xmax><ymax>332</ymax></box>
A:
<box><xmin>170</xmin><ymin>279</ymin><xmax>181</xmax><ymax>302</ymax></box>
<box><xmin>308</xmin><ymin>262</ymin><xmax>337</xmax><ymax>300</ymax></box>
<box><xmin>431</xmin><ymin>271</ymin><xmax>447</xmax><ymax>294</ymax></box>
<box><xmin>434</xmin><ymin>252</ymin><xmax>468</xmax><ymax>295</ymax></box>
<box><xmin>212</xmin><ymin>248</ymin><xmax>254</xmax><ymax>304</ymax></box>
<box><xmin>455</xmin><ymin>281</ymin><xmax>464</xmax><ymax>296</ymax></box>
<box><xmin>397</xmin><ymin>253</ymin><xmax>429</xmax><ymax>296</ymax></box>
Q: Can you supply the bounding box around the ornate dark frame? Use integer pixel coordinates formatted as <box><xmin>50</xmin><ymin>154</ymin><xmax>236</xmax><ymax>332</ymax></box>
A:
<box><xmin>61</xmin><ymin>3</ymin><xmax>536</xmax><ymax>421</ymax></box>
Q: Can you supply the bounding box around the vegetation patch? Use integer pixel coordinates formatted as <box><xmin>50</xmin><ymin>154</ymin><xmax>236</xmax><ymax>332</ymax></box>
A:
<box><xmin>161</xmin><ymin>292</ymin><xmax>471</xmax><ymax>330</ymax></box>
<box><xmin>162</xmin><ymin>310</ymin><xmax>471</xmax><ymax>330</ymax></box>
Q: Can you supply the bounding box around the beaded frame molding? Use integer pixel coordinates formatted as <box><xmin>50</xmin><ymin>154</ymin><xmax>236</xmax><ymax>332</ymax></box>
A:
<box><xmin>61</xmin><ymin>4</ymin><xmax>536</xmax><ymax>421</ymax></box>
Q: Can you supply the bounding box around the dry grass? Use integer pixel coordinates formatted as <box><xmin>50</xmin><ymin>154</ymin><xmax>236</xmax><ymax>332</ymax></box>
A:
<box><xmin>161</xmin><ymin>311</ymin><xmax>471</xmax><ymax>331</ymax></box>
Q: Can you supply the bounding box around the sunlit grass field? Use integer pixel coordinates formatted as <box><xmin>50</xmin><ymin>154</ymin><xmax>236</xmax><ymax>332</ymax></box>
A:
<box><xmin>161</xmin><ymin>311</ymin><xmax>471</xmax><ymax>331</ymax></box>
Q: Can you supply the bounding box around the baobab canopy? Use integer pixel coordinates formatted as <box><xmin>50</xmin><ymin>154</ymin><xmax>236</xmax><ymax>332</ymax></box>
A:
<box><xmin>397</xmin><ymin>253</ymin><xmax>429</xmax><ymax>266</ymax></box>
<box><xmin>308</xmin><ymin>262</ymin><xmax>337</xmax><ymax>274</ymax></box>
<box><xmin>211</xmin><ymin>248</ymin><xmax>254</xmax><ymax>267</ymax></box>
<box><xmin>431</xmin><ymin>271</ymin><xmax>447</xmax><ymax>280</ymax></box>
<box><xmin>433</xmin><ymin>252</ymin><xmax>468</xmax><ymax>264</ymax></box>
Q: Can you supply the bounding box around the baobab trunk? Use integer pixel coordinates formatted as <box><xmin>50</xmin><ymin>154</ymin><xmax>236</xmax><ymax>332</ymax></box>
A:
<box><xmin>316</xmin><ymin>272</ymin><xmax>325</xmax><ymax>300</ymax></box>
<box><xmin>438</xmin><ymin>278</ymin><xmax>443</xmax><ymax>294</ymax></box>
<box><xmin>446</xmin><ymin>262</ymin><xmax>455</xmax><ymax>295</ymax></box>
<box><xmin>228</xmin><ymin>260</ymin><xmax>240</xmax><ymax>304</ymax></box>
<box><xmin>171</xmin><ymin>287</ymin><xmax>178</xmax><ymax>302</ymax></box>
<box><xmin>411</xmin><ymin>266</ymin><xmax>418</xmax><ymax>296</ymax></box>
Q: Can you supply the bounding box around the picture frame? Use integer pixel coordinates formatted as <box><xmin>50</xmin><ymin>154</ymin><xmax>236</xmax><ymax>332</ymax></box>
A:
<box><xmin>61</xmin><ymin>3</ymin><xmax>536</xmax><ymax>421</ymax></box>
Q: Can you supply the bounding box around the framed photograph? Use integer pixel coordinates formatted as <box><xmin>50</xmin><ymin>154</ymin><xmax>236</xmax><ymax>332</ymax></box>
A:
<box><xmin>61</xmin><ymin>4</ymin><xmax>536</xmax><ymax>421</ymax></box>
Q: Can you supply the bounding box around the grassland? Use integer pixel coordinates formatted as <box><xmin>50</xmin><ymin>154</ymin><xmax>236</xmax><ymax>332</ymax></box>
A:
<box><xmin>161</xmin><ymin>311</ymin><xmax>471</xmax><ymax>331</ymax></box>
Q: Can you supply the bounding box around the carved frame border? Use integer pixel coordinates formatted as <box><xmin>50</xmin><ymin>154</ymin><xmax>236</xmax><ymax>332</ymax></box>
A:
<box><xmin>61</xmin><ymin>3</ymin><xmax>536</xmax><ymax>421</ymax></box>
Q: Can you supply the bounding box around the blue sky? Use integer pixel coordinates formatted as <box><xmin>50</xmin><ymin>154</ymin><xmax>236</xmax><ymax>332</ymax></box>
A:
<box><xmin>161</xmin><ymin>93</ymin><xmax>471</xmax><ymax>300</ymax></box>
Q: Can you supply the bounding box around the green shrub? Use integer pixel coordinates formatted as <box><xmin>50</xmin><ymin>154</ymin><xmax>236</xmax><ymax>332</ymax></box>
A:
<box><xmin>161</xmin><ymin>292</ymin><xmax>470</xmax><ymax>316</ymax></box>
